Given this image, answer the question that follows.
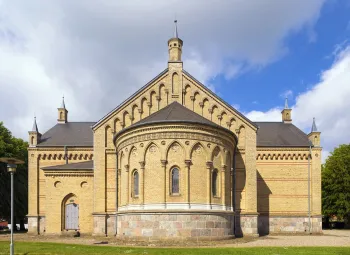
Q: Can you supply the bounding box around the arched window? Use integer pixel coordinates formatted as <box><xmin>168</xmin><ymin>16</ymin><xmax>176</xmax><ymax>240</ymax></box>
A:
<box><xmin>133</xmin><ymin>170</ymin><xmax>139</xmax><ymax>197</ymax></box>
<box><xmin>171</xmin><ymin>167</ymin><xmax>179</xmax><ymax>194</ymax></box>
<box><xmin>212</xmin><ymin>169</ymin><xmax>218</xmax><ymax>197</ymax></box>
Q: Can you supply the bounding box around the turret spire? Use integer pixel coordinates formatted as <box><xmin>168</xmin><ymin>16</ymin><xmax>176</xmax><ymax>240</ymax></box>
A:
<box><xmin>61</xmin><ymin>96</ymin><xmax>66</xmax><ymax>109</ymax></box>
<box><xmin>311</xmin><ymin>117</ymin><xmax>317</xmax><ymax>132</ymax></box>
<box><xmin>284</xmin><ymin>97</ymin><xmax>289</xmax><ymax>109</ymax></box>
<box><xmin>174</xmin><ymin>20</ymin><xmax>178</xmax><ymax>38</ymax></box>
<box><xmin>32</xmin><ymin>116</ymin><xmax>39</xmax><ymax>133</ymax></box>
<box><xmin>29</xmin><ymin>115</ymin><xmax>41</xmax><ymax>147</ymax></box>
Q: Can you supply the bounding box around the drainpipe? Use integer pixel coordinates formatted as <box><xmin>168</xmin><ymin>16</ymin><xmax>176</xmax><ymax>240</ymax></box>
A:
<box><xmin>308</xmin><ymin>142</ymin><xmax>312</xmax><ymax>234</ymax></box>
<box><xmin>232</xmin><ymin>146</ymin><xmax>237</xmax><ymax>236</ymax></box>
<box><xmin>115</xmin><ymin>136</ymin><xmax>119</xmax><ymax>236</ymax></box>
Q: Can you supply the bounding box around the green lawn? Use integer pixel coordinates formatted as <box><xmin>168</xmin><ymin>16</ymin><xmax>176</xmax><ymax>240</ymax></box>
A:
<box><xmin>0</xmin><ymin>241</ymin><xmax>350</xmax><ymax>255</ymax></box>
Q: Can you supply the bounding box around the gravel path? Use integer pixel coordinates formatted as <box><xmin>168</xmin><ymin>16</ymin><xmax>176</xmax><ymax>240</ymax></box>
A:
<box><xmin>0</xmin><ymin>230</ymin><xmax>349</xmax><ymax>247</ymax></box>
<box><xmin>234</xmin><ymin>230</ymin><xmax>350</xmax><ymax>247</ymax></box>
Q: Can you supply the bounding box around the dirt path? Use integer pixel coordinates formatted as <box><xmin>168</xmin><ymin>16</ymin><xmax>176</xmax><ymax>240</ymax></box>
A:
<box><xmin>0</xmin><ymin>230</ymin><xmax>349</xmax><ymax>247</ymax></box>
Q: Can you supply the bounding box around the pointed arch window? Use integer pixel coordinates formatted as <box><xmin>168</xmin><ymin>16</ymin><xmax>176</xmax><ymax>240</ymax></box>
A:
<box><xmin>171</xmin><ymin>167</ymin><xmax>179</xmax><ymax>194</ymax></box>
<box><xmin>132</xmin><ymin>170</ymin><xmax>139</xmax><ymax>197</ymax></box>
<box><xmin>212</xmin><ymin>169</ymin><xmax>218</xmax><ymax>197</ymax></box>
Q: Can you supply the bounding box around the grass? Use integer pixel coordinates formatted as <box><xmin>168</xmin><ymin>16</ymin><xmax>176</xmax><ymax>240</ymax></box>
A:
<box><xmin>0</xmin><ymin>242</ymin><xmax>350</xmax><ymax>255</ymax></box>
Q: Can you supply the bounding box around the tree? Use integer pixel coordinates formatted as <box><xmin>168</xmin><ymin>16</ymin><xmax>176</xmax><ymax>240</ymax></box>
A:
<box><xmin>322</xmin><ymin>144</ymin><xmax>350</xmax><ymax>227</ymax></box>
<box><xmin>0</xmin><ymin>122</ymin><xmax>28</xmax><ymax>230</ymax></box>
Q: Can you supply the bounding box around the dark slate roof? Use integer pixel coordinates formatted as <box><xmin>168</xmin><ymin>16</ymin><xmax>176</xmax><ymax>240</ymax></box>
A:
<box><xmin>37</xmin><ymin>122</ymin><xmax>95</xmax><ymax>147</ymax></box>
<box><xmin>255</xmin><ymin>122</ymin><xmax>311</xmax><ymax>147</ymax></box>
<box><xmin>117</xmin><ymin>102</ymin><xmax>234</xmax><ymax>138</ymax></box>
<box><xmin>41</xmin><ymin>160</ymin><xmax>93</xmax><ymax>170</ymax></box>
<box><xmin>115</xmin><ymin>102</ymin><xmax>236</xmax><ymax>142</ymax></box>
<box><xmin>133</xmin><ymin>101</ymin><xmax>220</xmax><ymax>127</ymax></box>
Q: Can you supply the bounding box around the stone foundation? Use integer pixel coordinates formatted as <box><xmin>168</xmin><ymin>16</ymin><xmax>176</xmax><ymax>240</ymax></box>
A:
<box><xmin>39</xmin><ymin>216</ymin><xmax>46</xmax><ymax>233</ymax></box>
<box><xmin>106</xmin><ymin>214</ymin><xmax>117</xmax><ymax>236</ymax></box>
<box><xmin>235</xmin><ymin>214</ymin><xmax>258</xmax><ymax>237</ymax></box>
<box><xmin>93</xmin><ymin>214</ymin><xmax>107</xmax><ymax>236</ymax></box>
<box><xmin>258</xmin><ymin>215</ymin><xmax>322</xmax><ymax>235</ymax></box>
<box><xmin>27</xmin><ymin>216</ymin><xmax>45</xmax><ymax>235</ymax></box>
<box><xmin>116</xmin><ymin>212</ymin><xmax>234</xmax><ymax>240</ymax></box>
<box><xmin>27</xmin><ymin>216</ymin><xmax>38</xmax><ymax>235</ymax></box>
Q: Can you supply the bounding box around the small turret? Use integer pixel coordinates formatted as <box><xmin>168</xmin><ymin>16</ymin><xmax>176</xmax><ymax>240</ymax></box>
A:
<box><xmin>308</xmin><ymin>117</ymin><xmax>321</xmax><ymax>147</ymax></box>
<box><xmin>58</xmin><ymin>96</ymin><xmax>68</xmax><ymax>124</ymax></box>
<box><xmin>28</xmin><ymin>116</ymin><xmax>41</xmax><ymax>147</ymax></box>
<box><xmin>281</xmin><ymin>98</ymin><xmax>292</xmax><ymax>123</ymax></box>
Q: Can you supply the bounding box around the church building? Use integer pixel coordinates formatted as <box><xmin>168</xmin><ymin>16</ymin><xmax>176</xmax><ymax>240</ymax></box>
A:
<box><xmin>27</xmin><ymin>22</ymin><xmax>322</xmax><ymax>239</ymax></box>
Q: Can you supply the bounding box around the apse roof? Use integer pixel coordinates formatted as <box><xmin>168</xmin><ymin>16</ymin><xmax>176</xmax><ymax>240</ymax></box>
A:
<box><xmin>116</xmin><ymin>101</ymin><xmax>232</xmax><ymax>137</ymax></box>
<box><xmin>132</xmin><ymin>101</ymin><xmax>220</xmax><ymax>127</ymax></box>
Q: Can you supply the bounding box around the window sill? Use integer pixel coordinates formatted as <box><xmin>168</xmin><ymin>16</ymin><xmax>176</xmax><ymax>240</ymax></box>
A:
<box><xmin>170</xmin><ymin>193</ymin><xmax>181</xmax><ymax>197</ymax></box>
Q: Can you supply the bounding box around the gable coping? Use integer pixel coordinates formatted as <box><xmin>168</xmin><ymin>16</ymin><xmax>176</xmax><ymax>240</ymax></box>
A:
<box><xmin>93</xmin><ymin>67</ymin><xmax>258</xmax><ymax>131</ymax></box>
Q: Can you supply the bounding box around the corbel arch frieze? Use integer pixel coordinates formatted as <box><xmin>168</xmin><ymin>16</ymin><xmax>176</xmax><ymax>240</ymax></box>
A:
<box><xmin>256</xmin><ymin>152</ymin><xmax>309</xmax><ymax>161</ymax></box>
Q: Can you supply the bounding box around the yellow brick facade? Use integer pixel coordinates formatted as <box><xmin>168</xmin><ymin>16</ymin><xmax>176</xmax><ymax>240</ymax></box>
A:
<box><xmin>27</xmin><ymin>30</ymin><xmax>322</xmax><ymax>238</ymax></box>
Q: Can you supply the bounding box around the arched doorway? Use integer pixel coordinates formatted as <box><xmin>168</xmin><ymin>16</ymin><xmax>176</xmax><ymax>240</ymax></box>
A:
<box><xmin>62</xmin><ymin>194</ymin><xmax>79</xmax><ymax>231</ymax></box>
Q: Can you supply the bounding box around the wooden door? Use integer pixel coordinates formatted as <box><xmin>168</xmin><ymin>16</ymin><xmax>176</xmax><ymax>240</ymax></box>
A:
<box><xmin>65</xmin><ymin>203</ymin><xmax>79</xmax><ymax>230</ymax></box>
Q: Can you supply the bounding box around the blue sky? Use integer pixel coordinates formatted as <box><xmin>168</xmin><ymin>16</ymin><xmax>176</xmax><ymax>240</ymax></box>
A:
<box><xmin>216</xmin><ymin>0</ymin><xmax>350</xmax><ymax>113</ymax></box>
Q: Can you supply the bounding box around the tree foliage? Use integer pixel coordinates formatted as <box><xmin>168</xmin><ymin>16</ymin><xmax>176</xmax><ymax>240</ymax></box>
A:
<box><xmin>322</xmin><ymin>144</ymin><xmax>350</xmax><ymax>224</ymax></box>
<box><xmin>0</xmin><ymin>121</ymin><xmax>28</xmax><ymax>223</ymax></box>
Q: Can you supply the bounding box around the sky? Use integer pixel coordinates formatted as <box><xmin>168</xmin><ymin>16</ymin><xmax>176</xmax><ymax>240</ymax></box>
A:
<box><xmin>0</xmin><ymin>0</ymin><xmax>349</xmax><ymax>162</ymax></box>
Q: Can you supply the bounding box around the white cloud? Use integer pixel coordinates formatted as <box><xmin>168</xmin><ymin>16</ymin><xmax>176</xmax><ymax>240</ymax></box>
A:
<box><xmin>0</xmin><ymin>0</ymin><xmax>326</xmax><ymax>139</ymax></box>
<box><xmin>246</xmin><ymin>108</ymin><xmax>281</xmax><ymax>122</ymax></box>
<box><xmin>247</xmin><ymin>44</ymin><xmax>350</xmax><ymax>162</ymax></box>
<box><xmin>280</xmin><ymin>89</ymin><xmax>293</xmax><ymax>99</ymax></box>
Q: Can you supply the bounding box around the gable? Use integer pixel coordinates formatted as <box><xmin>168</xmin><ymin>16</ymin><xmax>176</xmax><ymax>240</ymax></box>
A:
<box><xmin>93</xmin><ymin>67</ymin><xmax>256</xmax><ymax>143</ymax></box>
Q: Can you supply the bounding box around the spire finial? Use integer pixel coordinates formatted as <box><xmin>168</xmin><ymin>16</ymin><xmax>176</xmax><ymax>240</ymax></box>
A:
<box><xmin>284</xmin><ymin>97</ymin><xmax>289</xmax><ymax>109</ymax></box>
<box><xmin>311</xmin><ymin>117</ymin><xmax>317</xmax><ymax>132</ymax></box>
<box><xmin>174</xmin><ymin>19</ymin><xmax>178</xmax><ymax>38</ymax></box>
<box><xmin>61</xmin><ymin>95</ymin><xmax>66</xmax><ymax>109</ymax></box>
<box><xmin>32</xmin><ymin>115</ymin><xmax>39</xmax><ymax>132</ymax></box>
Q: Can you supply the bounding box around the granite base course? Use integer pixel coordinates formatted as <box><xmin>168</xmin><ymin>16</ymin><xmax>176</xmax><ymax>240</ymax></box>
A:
<box><xmin>116</xmin><ymin>212</ymin><xmax>234</xmax><ymax>240</ymax></box>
